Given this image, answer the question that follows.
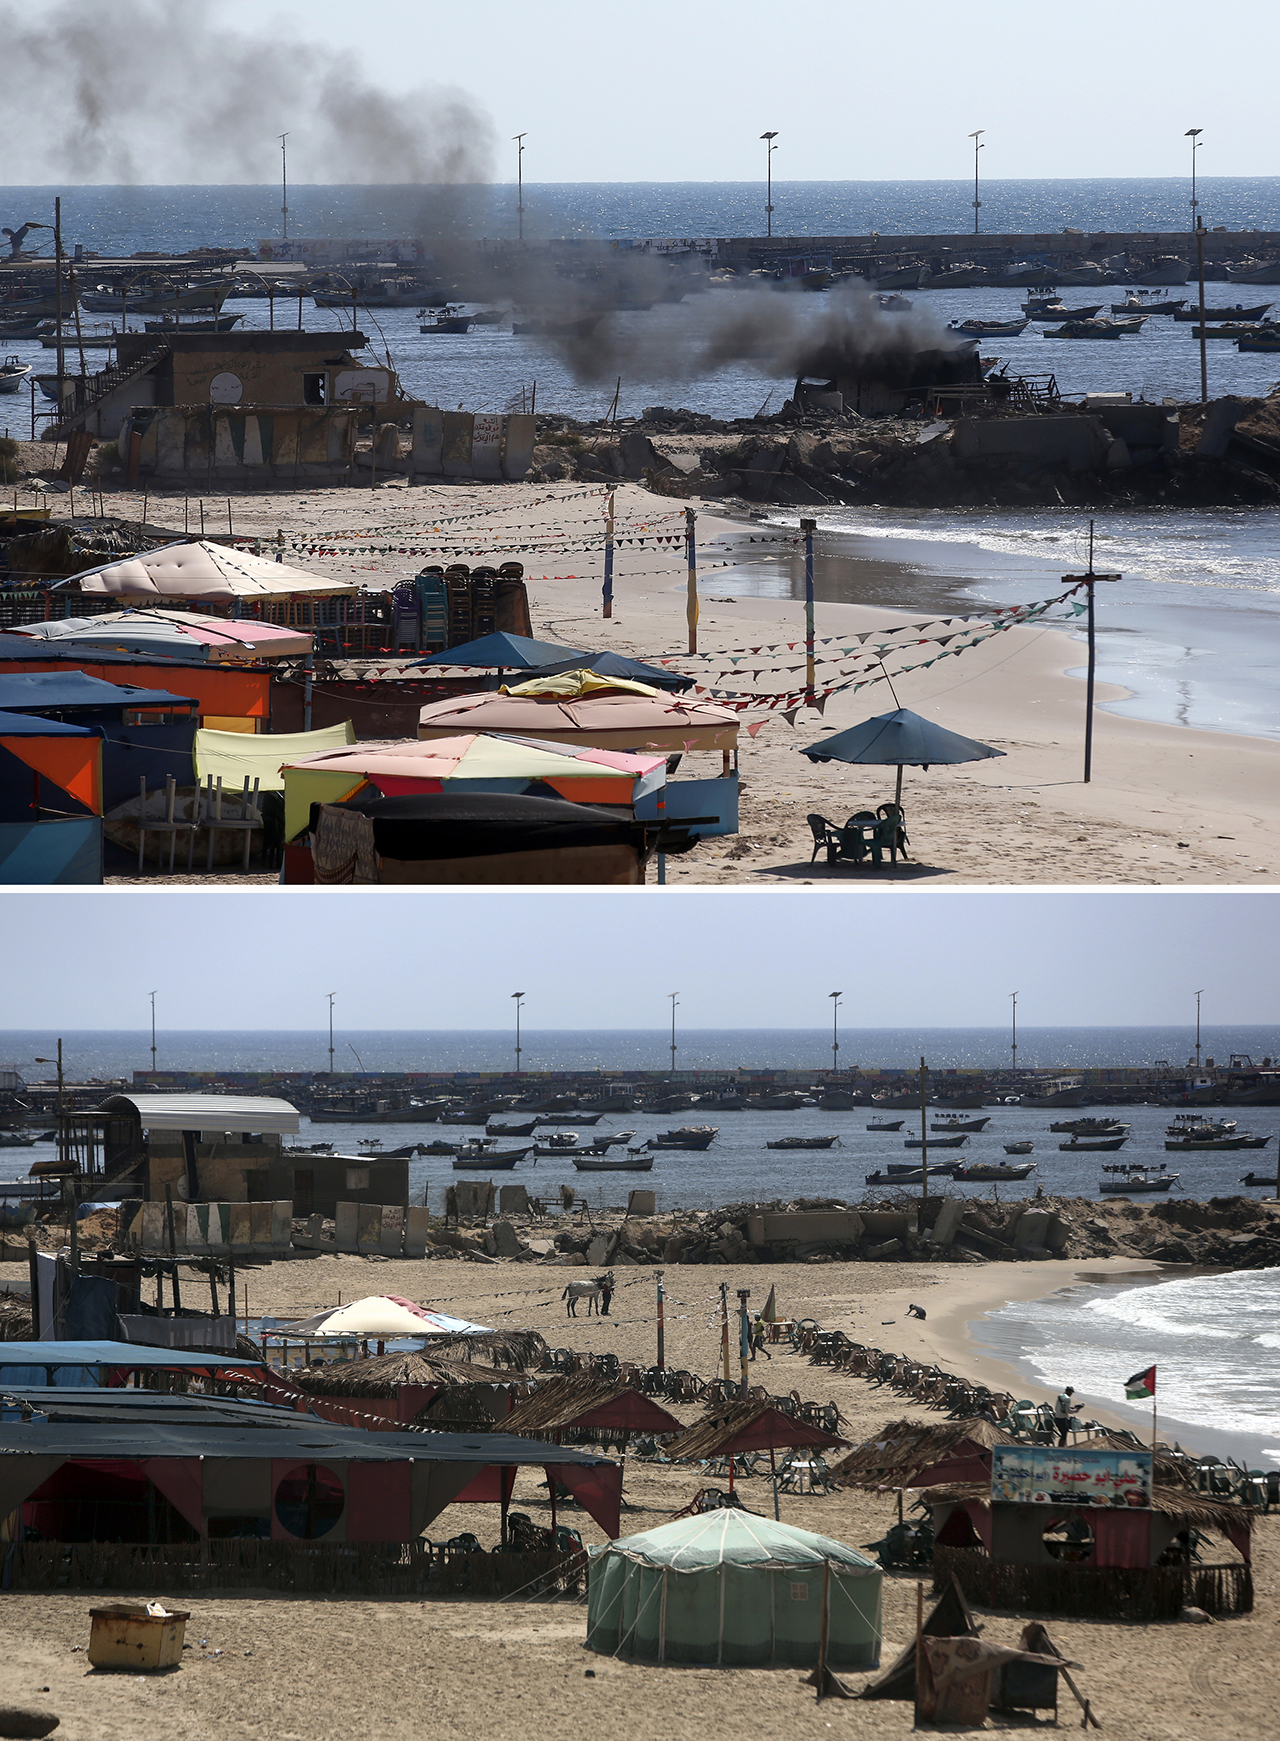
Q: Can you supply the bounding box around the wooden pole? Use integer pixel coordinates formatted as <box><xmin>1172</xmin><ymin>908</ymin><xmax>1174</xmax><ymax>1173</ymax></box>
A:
<box><xmin>737</xmin><ymin>1287</ymin><xmax>751</xmax><ymax>1400</ymax></box>
<box><xmin>720</xmin><ymin>1281</ymin><xmax>731</xmax><ymax>1383</ymax></box>
<box><xmin>655</xmin><ymin>1268</ymin><xmax>665</xmax><ymax>1371</ymax></box>
<box><xmin>685</xmin><ymin>506</ymin><xmax>698</xmax><ymax>654</ymax></box>
<box><xmin>801</xmin><ymin>517</ymin><xmax>816</xmax><ymax>702</ymax></box>
<box><xmin>914</xmin><ymin>1580</ymin><xmax>924</xmax><ymax>1728</ymax></box>
<box><xmin>1196</xmin><ymin>219</ymin><xmax>1208</xmax><ymax>404</ymax></box>
<box><xmin>602</xmin><ymin>488</ymin><xmax>615</xmax><ymax>618</ymax></box>
<box><xmin>919</xmin><ymin>1057</ymin><xmax>929</xmax><ymax>1200</ymax></box>
<box><xmin>815</xmin><ymin>1559</ymin><xmax>831</xmax><ymax>1701</ymax></box>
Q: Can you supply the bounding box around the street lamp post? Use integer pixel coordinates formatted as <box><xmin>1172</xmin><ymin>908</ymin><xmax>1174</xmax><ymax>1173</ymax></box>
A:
<box><xmin>969</xmin><ymin>130</ymin><xmax>985</xmax><ymax>233</ymax></box>
<box><xmin>1194</xmin><ymin>989</ymin><xmax>1204</xmax><ymax>1073</ymax></box>
<box><xmin>513</xmin><ymin>133</ymin><xmax>526</xmax><ymax>242</ymax></box>
<box><xmin>829</xmin><ymin>991</ymin><xmax>842</xmax><ymax>1076</ymax></box>
<box><xmin>327</xmin><ymin>992</ymin><xmax>335</xmax><ymax>1075</ymax></box>
<box><xmin>1186</xmin><ymin>128</ymin><xmax>1202</xmax><ymax>225</ymax></box>
<box><xmin>512</xmin><ymin>991</ymin><xmax>525</xmax><ymax>1075</ymax></box>
<box><xmin>669</xmin><ymin>992</ymin><xmax>679</xmax><ymax>1078</ymax></box>
<box><xmin>1010</xmin><ymin>991</ymin><xmax>1018</xmax><ymax>1075</ymax></box>
<box><xmin>760</xmin><ymin>133</ymin><xmax>778</xmax><ymax>238</ymax></box>
<box><xmin>278</xmin><ymin>132</ymin><xmax>290</xmax><ymax>243</ymax></box>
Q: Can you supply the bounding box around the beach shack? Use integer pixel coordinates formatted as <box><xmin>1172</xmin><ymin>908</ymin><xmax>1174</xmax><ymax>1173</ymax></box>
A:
<box><xmin>0</xmin><ymin>635</ymin><xmax>274</xmax><ymax>734</ymax></box>
<box><xmin>0</xmin><ymin>709</ymin><xmax>103</xmax><ymax>883</ymax></box>
<box><xmin>927</xmin><ymin>1443</ymin><xmax>1254</xmax><ymax>1618</ymax></box>
<box><xmin>0</xmin><ymin>670</ymin><xmax>199</xmax><ymax>809</ymax></box>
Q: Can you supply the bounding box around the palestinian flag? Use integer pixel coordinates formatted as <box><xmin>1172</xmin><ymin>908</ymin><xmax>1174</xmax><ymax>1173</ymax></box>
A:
<box><xmin>1124</xmin><ymin>1365</ymin><xmax>1156</xmax><ymax>1400</ymax></box>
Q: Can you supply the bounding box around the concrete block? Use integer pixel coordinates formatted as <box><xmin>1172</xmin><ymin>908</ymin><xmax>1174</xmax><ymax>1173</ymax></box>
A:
<box><xmin>1194</xmin><ymin>398</ymin><xmax>1246</xmax><ymax>458</ymax></box>
<box><xmin>927</xmin><ymin>1198</ymin><xmax>964</xmax><ymax>1247</ymax></box>
<box><xmin>502</xmin><ymin>414</ymin><xmax>536</xmax><ymax>480</ymax></box>
<box><xmin>357</xmin><ymin>1204</ymin><xmax>382</xmax><ymax>1252</ymax></box>
<box><xmin>209</xmin><ymin>1202</ymin><xmax>231</xmax><ymax>1253</ymax></box>
<box><xmin>249</xmin><ymin>1202</ymin><xmax>273</xmax><ymax>1248</ymax></box>
<box><xmin>404</xmin><ymin>1206</ymin><xmax>430</xmax><ymax>1259</ymax></box>
<box><xmin>627</xmin><ymin>1189</ymin><xmax>657</xmax><ymax>1218</ymax></box>
<box><xmin>452</xmin><ymin>1181</ymin><xmax>494</xmax><ymax>1220</ymax></box>
<box><xmin>586</xmin><ymin>1234</ymin><xmax>611</xmax><ymax>1266</ymax></box>
<box><xmin>335</xmin><ymin>1201</ymin><xmax>361</xmax><ymax>1254</ymax></box>
<box><xmin>379</xmin><ymin>1204</ymin><xmax>405</xmax><ymax>1257</ymax></box>
<box><xmin>491</xmin><ymin>1219</ymin><xmax>525</xmax><ymax>1258</ymax></box>
<box><xmin>866</xmin><ymin>1238</ymin><xmax>904</xmax><ymax>1259</ymax></box>
<box><xmin>744</xmin><ymin>1209</ymin><xmax>865</xmax><ymax>1247</ymax></box>
<box><xmin>271</xmin><ymin>1200</ymin><xmax>293</xmax><ymax>1249</ymax></box>
<box><xmin>1012</xmin><ymin>1210</ymin><xmax>1054</xmax><ymax>1249</ymax></box>
<box><xmin>952</xmin><ymin>415</ymin><xmax>1110</xmax><ymax>473</ymax></box>
<box><xmin>499</xmin><ymin>1184</ymin><xmax>530</xmax><ymax>1216</ymax></box>
<box><xmin>411</xmin><ymin>404</ymin><xmax>444</xmax><ymax>473</ymax></box>
<box><xmin>185</xmin><ymin>1204</ymin><xmax>205</xmax><ymax>1252</ymax></box>
<box><xmin>228</xmin><ymin>1203</ymin><xmax>253</xmax><ymax>1252</ymax></box>
<box><xmin>1045</xmin><ymin>1214</ymin><xmax>1073</xmax><ymax>1251</ymax></box>
<box><xmin>858</xmin><ymin>1210</ymin><xmax>910</xmax><ymax>1241</ymax></box>
<box><xmin>140</xmin><ymin>1202</ymin><xmax>165</xmax><ymax>1252</ymax></box>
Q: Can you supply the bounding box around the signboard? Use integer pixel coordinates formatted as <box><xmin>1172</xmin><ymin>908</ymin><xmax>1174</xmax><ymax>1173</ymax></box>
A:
<box><xmin>991</xmin><ymin>1445</ymin><xmax>1152</xmax><ymax>1509</ymax></box>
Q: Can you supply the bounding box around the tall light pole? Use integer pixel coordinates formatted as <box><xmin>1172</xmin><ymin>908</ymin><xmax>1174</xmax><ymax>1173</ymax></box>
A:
<box><xmin>829</xmin><ymin>991</ymin><xmax>842</xmax><ymax>1076</ymax></box>
<box><xmin>1185</xmin><ymin>128</ymin><xmax>1202</xmax><ymax>225</ymax></box>
<box><xmin>669</xmin><ymin>992</ymin><xmax>680</xmax><ymax>1078</ymax></box>
<box><xmin>1010</xmin><ymin>991</ymin><xmax>1018</xmax><ymax>1075</ymax></box>
<box><xmin>1194</xmin><ymin>989</ymin><xmax>1204</xmax><ymax>1073</ymax></box>
<box><xmin>327</xmin><ymin>992</ymin><xmax>335</xmax><ymax>1076</ymax></box>
<box><xmin>278</xmin><ymin>132</ymin><xmax>290</xmax><ymax>243</ymax></box>
<box><xmin>760</xmin><ymin>132</ymin><xmax>778</xmax><ymax>238</ymax></box>
<box><xmin>513</xmin><ymin>133</ymin><xmax>526</xmax><ymax>242</ymax></box>
<box><xmin>512</xmin><ymin>991</ymin><xmax>525</xmax><ymax>1075</ymax></box>
<box><xmin>149</xmin><ymin>990</ymin><xmax>157</xmax><ymax>1075</ymax></box>
<box><xmin>969</xmin><ymin>130</ymin><xmax>985</xmax><ymax>234</ymax></box>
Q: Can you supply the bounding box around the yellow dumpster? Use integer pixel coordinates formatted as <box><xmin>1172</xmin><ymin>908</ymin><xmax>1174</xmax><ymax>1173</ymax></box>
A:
<box><xmin>88</xmin><ymin>1602</ymin><xmax>189</xmax><ymax>1671</ymax></box>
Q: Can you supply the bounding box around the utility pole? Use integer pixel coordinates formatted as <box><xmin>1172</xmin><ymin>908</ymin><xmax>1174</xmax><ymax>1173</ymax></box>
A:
<box><xmin>1194</xmin><ymin>989</ymin><xmax>1204</xmax><ymax>1073</ymax></box>
<box><xmin>760</xmin><ymin>133</ymin><xmax>778</xmax><ymax>237</ymax></box>
<box><xmin>829</xmin><ymin>991</ymin><xmax>842</xmax><ymax>1076</ymax></box>
<box><xmin>685</xmin><ymin>507</ymin><xmax>698</xmax><ymax>654</ymax></box>
<box><xmin>1010</xmin><ymin>991</ymin><xmax>1018</xmax><ymax>1076</ymax></box>
<box><xmin>1195</xmin><ymin>217</ymin><xmax>1208</xmax><ymax>403</ymax></box>
<box><xmin>655</xmin><ymin>1270</ymin><xmax>666</xmax><ymax>1371</ymax></box>
<box><xmin>149</xmin><ymin>990</ymin><xmax>158</xmax><ymax>1074</ymax></box>
<box><xmin>801</xmin><ymin>517</ymin><xmax>816</xmax><ymax>702</ymax></box>
<box><xmin>668</xmin><ymin>992</ymin><xmax>679</xmax><ymax>1078</ymax></box>
<box><xmin>969</xmin><ymin>131</ymin><xmax>985</xmax><ymax>233</ymax></box>
<box><xmin>512</xmin><ymin>991</ymin><xmax>525</xmax><ymax>1075</ymax></box>
<box><xmin>279</xmin><ymin>133</ymin><xmax>290</xmax><ymax>242</ymax></box>
<box><xmin>720</xmin><ymin>1280</ymin><xmax>731</xmax><ymax>1383</ymax></box>
<box><xmin>918</xmin><ymin>1056</ymin><xmax>929</xmax><ymax>1200</ymax></box>
<box><xmin>1064</xmin><ymin>539</ymin><xmax>1119</xmax><ymax>785</ymax></box>
<box><xmin>602</xmin><ymin>487</ymin><xmax>615</xmax><ymax>619</ymax></box>
<box><xmin>327</xmin><ymin>992</ymin><xmax>335</xmax><ymax>1076</ymax></box>
<box><xmin>513</xmin><ymin>134</ymin><xmax>526</xmax><ymax>242</ymax></box>
<box><xmin>53</xmin><ymin>197</ymin><xmax>65</xmax><ymax>402</ymax></box>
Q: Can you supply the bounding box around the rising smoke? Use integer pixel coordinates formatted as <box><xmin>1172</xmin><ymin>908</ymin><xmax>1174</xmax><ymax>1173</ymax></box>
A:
<box><xmin>0</xmin><ymin>0</ymin><xmax>494</xmax><ymax>190</ymax></box>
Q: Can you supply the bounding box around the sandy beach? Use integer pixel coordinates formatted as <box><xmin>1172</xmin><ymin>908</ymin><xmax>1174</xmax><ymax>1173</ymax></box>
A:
<box><xmin>0</xmin><ymin>1247</ymin><xmax>1276</xmax><ymax>1740</ymax></box>
<box><xmin>76</xmin><ymin>475</ymin><xmax>1280</xmax><ymax>887</ymax></box>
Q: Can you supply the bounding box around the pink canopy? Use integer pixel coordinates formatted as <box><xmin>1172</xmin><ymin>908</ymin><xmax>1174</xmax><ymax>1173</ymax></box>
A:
<box><xmin>417</xmin><ymin>691</ymin><xmax>740</xmax><ymax>754</ymax></box>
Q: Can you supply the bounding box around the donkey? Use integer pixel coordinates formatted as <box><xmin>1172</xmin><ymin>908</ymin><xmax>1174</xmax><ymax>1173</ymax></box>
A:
<box><xmin>562</xmin><ymin>1273</ymin><xmax>614</xmax><ymax>1317</ymax></box>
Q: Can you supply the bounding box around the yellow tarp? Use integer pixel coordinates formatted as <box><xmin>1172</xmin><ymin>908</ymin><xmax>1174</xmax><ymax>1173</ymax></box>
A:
<box><xmin>194</xmin><ymin>722</ymin><xmax>355</xmax><ymax>795</ymax></box>
<box><xmin>503</xmin><ymin>669</ymin><xmax>661</xmax><ymax>699</ymax></box>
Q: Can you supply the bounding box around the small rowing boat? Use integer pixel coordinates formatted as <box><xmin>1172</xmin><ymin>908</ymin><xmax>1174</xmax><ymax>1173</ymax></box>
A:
<box><xmin>571</xmin><ymin>1151</ymin><xmax>655</xmax><ymax>1172</ymax></box>
<box><xmin>866</xmin><ymin>1120</ymin><xmax>904</xmax><ymax>1132</ymax></box>
<box><xmin>1060</xmin><ymin>1136</ymin><xmax>1129</xmax><ymax>1151</ymax></box>
<box><xmin>952</xmin><ymin>1161</ymin><xmax>1036</xmax><ymax>1181</ymax></box>
<box><xmin>905</xmin><ymin>1133</ymin><xmax>969</xmax><ymax>1149</ymax></box>
<box><xmin>766</xmin><ymin>1135</ymin><xmax>840</xmax><ymax>1150</ymax></box>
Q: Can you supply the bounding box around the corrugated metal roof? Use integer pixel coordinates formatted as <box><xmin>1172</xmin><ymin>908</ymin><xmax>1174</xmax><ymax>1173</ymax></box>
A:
<box><xmin>99</xmin><ymin>1092</ymin><xmax>300</xmax><ymax>1134</ymax></box>
<box><xmin>0</xmin><ymin>1340</ymin><xmax>261</xmax><ymax>1369</ymax></box>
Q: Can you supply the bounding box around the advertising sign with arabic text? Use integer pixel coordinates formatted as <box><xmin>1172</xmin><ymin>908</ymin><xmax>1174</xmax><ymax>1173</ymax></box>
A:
<box><xmin>991</xmin><ymin>1446</ymin><xmax>1152</xmax><ymax>1509</ymax></box>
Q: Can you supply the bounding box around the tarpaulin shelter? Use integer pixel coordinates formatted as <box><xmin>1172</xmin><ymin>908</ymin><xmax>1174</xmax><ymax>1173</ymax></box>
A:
<box><xmin>307</xmin><ymin>791</ymin><xmax>661</xmax><ymax>886</ymax></box>
<box><xmin>0</xmin><ymin>635</ymin><xmax>272</xmax><ymax>730</ymax></box>
<box><xmin>276</xmin><ymin>1296</ymin><xmax>492</xmax><ymax>1340</ymax></box>
<box><xmin>11</xmin><ymin>608</ymin><xmax>312</xmax><ymax>662</ymax></box>
<box><xmin>410</xmin><ymin>631</ymin><xmax>589</xmax><ymax>675</ymax></box>
<box><xmin>194</xmin><ymin>721</ymin><xmax>354</xmax><ymax>793</ymax></box>
<box><xmin>0</xmin><ymin>710</ymin><xmax>102</xmax><ymax>821</ymax></box>
<box><xmin>800</xmin><ymin>706</ymin><xmax>1005</xmax><ymax>810</ymax></box>
<box><xmin>0</xmin><ymin>817</ymin><xmax>102</xmax><ymax>883</ymax></box>
<box><xmin>416</xmin><ymin>690</ymin><xmax>740</xmax><ymax>756</ymax></box>
<box><xmin>514</xmin><ymin>651</ymin><xmax>694</xmax><ymax>693</ymax></box>
<box><xmin>281</xmin><ymin>733</ymin><xmax>668</xmax><ymax>840</ymax></box>
<box><xmin>0</xmin><ymin>670</ymin><xmax>200</xmax><ymax>809</ymax></box>
<box><xmin>0</xmin><ymin>1340</ymin><xmax>263</xmax><ymax>1391</ymax></box>
<box><xmin>53</xmin><ymin>539</ymin><xmax>358</xmax><ymax>603</ymax></box>
<box><xmin>586</xmin><ymin>1512</ymin><xmax>883</xmax><ymax>1667</ymax></box>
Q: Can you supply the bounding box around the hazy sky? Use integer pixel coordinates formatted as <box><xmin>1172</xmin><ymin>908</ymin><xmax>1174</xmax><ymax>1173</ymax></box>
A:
<box><xmin>0</xmin><ymin>891</ymin><xmax>1273</xmax><ymax>1029</ymax></box>
<box><xmin>5</xmin><ymin>0</ymin><xmax>1275</xmax><ymax>184</ymax></box>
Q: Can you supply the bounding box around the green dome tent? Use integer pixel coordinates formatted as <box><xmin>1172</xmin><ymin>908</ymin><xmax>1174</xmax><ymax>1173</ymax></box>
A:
<box><xmin>586</xmin><ymin>1510</ymin><xmax>882</xmax><ymax>1669</ymax></box>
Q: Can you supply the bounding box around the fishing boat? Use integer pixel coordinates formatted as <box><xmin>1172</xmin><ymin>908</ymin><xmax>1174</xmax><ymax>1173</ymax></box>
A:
<box><xmin>646</xmin><ymin>1126</ymin><xmax>718</xmax><ymax>1150</ymax></box>
<box><xmin>1003</xmin><ymin>1141</ymin><xmax>1035</xmax><ymax>1155</ymax></box>
<box><xmin>950</xmin><ymin>317</ymin><xmax>1029</xmax><ymax>337</ymax></box>
<box><xmin>0</xmin><ymin>319</ymin><xmax>54</xmax><ymax>341</ymax></box>
<box><xmin>0</xmin><ymin>357</ymin><xmax>31</xmax><ymax>394</ymax></box>
<box><xmin>765</xmin><ymin>1135</ymin><xmax>841</xmax><ymax>1150</ymax></box>
<box><xmin>1165</xmin><ymin>1133</ymin><xmax>1271</xmax><ymax>1151</ymax></box>
<box><xmin>571</xmin><ymin>1151</ymin><xmax>655</xmax><ymax>1172</ymax></box>
<box><xmin>1241</xmin><ymin>1170</ymin><xmax>1280</xmax><ymax>1186</ymax></box>
<box><xmin>1172</xmin><ymin>303</ymin><xmax>1272</xmax><ymax>321</ymax></box>
<box><xmin>532</xmin><ymin>1132</ymin><xmax>582</xmax><ymax>1153</ymax></box>
<box><xmin>1042</xmin><ymin>318</ymin><xmax>1145</xmax><ymax>339</ymax></box>
<box><xmin>952</xmin><ymin>1161</ymin><xmax>1036</xmax><ymax>1181</ymax></box>
<box><xmin>0</xmin><ymin>1129</ymin><xmax>37</xmax><ymax>1147</ymax></box>
<box><xmin>1110</xmin><ymin>295</ymin><xmax>1185</xmax><ymax>314</ymax></box>
<box><xmin>1187</xmin><ymin>323</ymin><xmax>1269</xmax><ymax>340</ymax></box>
<box><xmin>904</xmin><ymin>1134</ymin><xmax>969</xmax><ymax>1149</ymax></box>
<box><xmin>872</xmin><ymin>1094</ymin><xmax>919</xmax><ymax>1110</ymax></box>
<box><xmin>1237</xmin><ymin>331</ymin><xmax>1280</xmax><ymax>352</ymax></box>
<box><xmin>747</xmin><ymin>1094</ymin><xmax>813</xmax><ymax>1111</ymax></box>
<box><xmin>533</xmin><ymin>1112</ymin><xmax>603</xmax><ymax>1126</ymax></box>
<box><xmin>931</xmin><ymin>1116</ymin><xmax>991</xmax><ymax>1132</ymax></box>
<box><xmin>486</xmin><ymin>1120</ymin><xmax>538</xmax><ymax>1137</ymax></box>
<box><xmin>441</xmin><ymin>1109</ymin><xmax>491</xmax><ymax>1125</ymax></box>
<box><xmin>419</xmin><ymin>305</ymin><xmax>472</xmax><ymax>334</ymax></box>
<box><xmin>143</xmin><ymin>314</ymin><xmax>243</xmax><ymax>333</ymax></box>
<box><xmin>864</xmin><ymin>1163</ymin><xmax>957</xmax><ymax>1185</ymax></box>
<box><xmin>1023</xmin><ymin>302</ymin><xmax>1105</xmax><ymax>321</ymax></box>
<box><xmin>1099</xmin><ymin>1164</ymin><xmax>1179</xmax><ymax>1193</ymax></box>
<box><xmin>1049</xmin><ymin>1118</ymin><xmax>1130</xmax><ymax>1136</ymax></box>
<box><xmin>451</xmin><ymin>1143</ymin><xmax>533</xmax><ymax>1170</ymax></box>
<box><xmin>1060</xmin><ymin>1136</ymin><xmax>1129</xmax><ymax>1151</ymax></box>
<box><xmin>512</xmin><ymin>312</ymin><xmax>600</xmax><ymax>338</ymax></box>
<box><xmin>38</xmin><ymin>330</ymin><xmax>120</xmax><ymax>349</ymax></box>
<box><xmin>866</xmin><ymin>1120</ymin><xmax>905</xmax><ymax>1132</ymax></box>
<box><xmin>1166</xmin><ymin>1115</ymin><xmax>1236</xmax><ymax>1138</ymax></box>
<box><xmin>469</xmin><ymin>308</ymin><xmax>508</xmax><ymax>326</ymax></box>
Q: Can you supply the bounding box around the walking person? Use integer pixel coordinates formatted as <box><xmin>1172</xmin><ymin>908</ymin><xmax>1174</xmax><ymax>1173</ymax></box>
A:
<box><xmin>1054</xmin><ymin>1385</ymin><xmax>1079</xmax><ymax>1446</ymax></box>
<box><xmin>751</xmin><ymin>1315</ymin><xmax>771</xmax><ymax>1361</ymax></box>
<box><xmin>598</xmin><ymin>1275</ymin><xmax>614</xmax><ymax>1317</ymax></box>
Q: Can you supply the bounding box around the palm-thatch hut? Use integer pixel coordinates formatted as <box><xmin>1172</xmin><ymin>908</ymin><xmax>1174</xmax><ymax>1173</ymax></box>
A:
<box><xmin>663</xmin><ymin>1399</ymin><xmax>849</xmax><ymax>1465</ymax></box>
<box><xmin>283</xmin><ymin>1350</ymin><xmax>530</xmax><ymax>1427</ymax></box>
<box><xmin>832</xmin><ymin>1417</ymin><xmax>1017</xmax><ymax>1491</ymax></box>
<box><xmin>498</xmin><ymin>1374</ymin><xmax>685</xmax><ymax>1452</ymax></box>
<box><xmin>0</xmin><ymin>1291</ymin><xmax>35</xmax><ymax>1342</ymax></box>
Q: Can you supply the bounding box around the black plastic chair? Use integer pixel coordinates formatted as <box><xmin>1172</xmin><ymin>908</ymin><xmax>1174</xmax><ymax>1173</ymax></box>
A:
<box><xmin>806</xmin><ymin>813</ymin><xmax>839</xmax><ymax>863</ymax></box>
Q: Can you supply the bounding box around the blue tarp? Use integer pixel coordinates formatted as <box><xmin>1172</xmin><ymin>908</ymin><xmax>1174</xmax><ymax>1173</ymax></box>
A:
<box><xmin>0</xmin><ymin>1341</ymin><xmax>262</xmax><ymax>1369</ymax></box>
<box><xmin>0</xmin><ymin>818</ymin><xmax>102</xmax><ymax>883</ymax></box>
<box><xmin>0</xmin><ymin>711</ymin><xmax>94</xmax><ymax>736</ymax></box>
<box><xmin>516</xmin><ymin>651</ymin><xmax>694</xmax><ymax>692</ymax></box>
<box><xmin>411</xmin><ymin>631</ymin><xmax>589</xmax><ymax>670</ymax></box>
<box><xmin>800</xmin><ymin>708</ymin><xmax>1006</xmax><ymax>769</ymax></box>
<box><xmin>0</xmin><ymin>670</ymin><xmax>196</xmax><ymax>712</ymax></box>
<box><xmin>0</xmin><ymin>633</ymin><xmax>189</xmax><ymax>670</ymax></box>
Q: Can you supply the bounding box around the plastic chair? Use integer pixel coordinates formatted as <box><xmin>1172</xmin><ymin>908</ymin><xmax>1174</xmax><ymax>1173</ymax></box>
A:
<box><xmin>806</xmin><ymin>813</ymin><xmax>839</xmax><ymax>863</ymax></box>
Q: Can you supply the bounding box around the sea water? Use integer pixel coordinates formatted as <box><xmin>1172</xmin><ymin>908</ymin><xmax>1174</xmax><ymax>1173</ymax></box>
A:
<box><xmin>977</xmin><ymin>1268</ymin><xmax>1280</xmax><ymax>1463</ymax></box>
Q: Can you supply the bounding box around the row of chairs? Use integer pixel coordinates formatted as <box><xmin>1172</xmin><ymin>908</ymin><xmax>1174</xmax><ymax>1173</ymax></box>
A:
<box><xmin>808</xmin><ymin>803</ymin><xmax>910</xmax><ymax>868</ymax></box>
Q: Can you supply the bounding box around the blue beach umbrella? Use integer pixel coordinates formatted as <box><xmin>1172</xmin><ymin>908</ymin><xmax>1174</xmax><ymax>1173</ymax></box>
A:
<box><xmin>800</xmin><ymin>706</ymin><xmax>1005</xmax><ymax>809</ymax></box>
<box><xmin>409</xmin><ymin>632</ymin><xmax>588</xmax><ymax>674</ymax></box>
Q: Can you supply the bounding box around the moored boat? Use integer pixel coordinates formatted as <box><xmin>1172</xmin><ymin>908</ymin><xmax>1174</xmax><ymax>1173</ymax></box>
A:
<box><xmin>1003</xmin><ymin>1141</ymin><xmax>1035</xmax><ymax>1155</ymax></box>
<box><xmin>0</xmin><ymin>357</ymin><xmax>32</xmax><ymax>394</ymax></box>
<box><xmin>765</xmin><ymin>1135</ymin><xmax>840</xmax><ymax>1150</ymax></box>
<box><xmin>452</xmin><ymin>1142</ymin><xmax>533</xmax><ymax>1170</ymax></box>
<box><xmin>572</xmin><ymin>1151</ymin><xmax>655</xmax><ymax>1172</ymax></box>
<box><xmin>1023</xmin><ymin>302</ymin><xmax>1105</xmax><ymax>321</ymax></box>
<box><xmin>1060</xmin><ymin>1136</ymin><xmax>1129</xmax><ymax>1151</ymax></box>
<box><xmin>867</xmin><ymin>1120</ymin><xmax>905</xmax><ymax>1131</ymax></box>
<box><xmin>1042</xmin><ymin>317</ymin><xmax>1145</xmax><ymax>339</ymax></box>
<box><xmin>1110</xmin><ymin>295</ymin><xmax>1185</xmax><ymax>314</ymax></box>
<box><xmin>534</xmin><ymin>1112</ymin><xmax>603</xmax><ymax>1126</ymax></box>
<box><xmin>1099</xmin><ymin>1164</ymin><xmax>1179</xmax><ymax>1193</ymax></box>
<box><xmin>1173</xmin><ymin>302</ymin><xmax>1272</xmax><ymax>321</ymax></box>
<box><xmin>931</xmin><ymin>1116</ymin><xmax>991</xmax><ymax>1132</ymax></box>
<box><xmin>646</xmin><ymin>1126</ymin><xmax>718</xmax><ymax>1150</ymax></box>
<box><xmin>1050</xmin><ymin>1118</ymin><xmax>1131</xmax><ymax>1135</ymax></box>
<box><xmin>950</xmin><ymin>317</ymin><xmax>1028</xmax><ymax>338</ymax></box>
<box><xmin>904</xmin><ymin>1133</ymin><xmax>969</xmax><ymax>1149</ymax></box>
<box><xmin>952</xmin><ymin>1161</ymin><xmax>1036</xmax><ymax>1181</ymax></box>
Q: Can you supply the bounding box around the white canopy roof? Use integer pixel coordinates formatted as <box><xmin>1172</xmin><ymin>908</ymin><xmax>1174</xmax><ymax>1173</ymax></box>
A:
<box><xmin>99</xmin><ymin>1092</ymin><xmax>301</xmax><ymax>1134</ymax></box>
<box><xmin>64</xmin><ymin>540</ymin><xmax>358</xmax><ymax>602</ymax></box>
<box><xmin>278</xmin><ymin>1296</ymin><xmax>492</xmax><ymax>1338</ymax></box>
